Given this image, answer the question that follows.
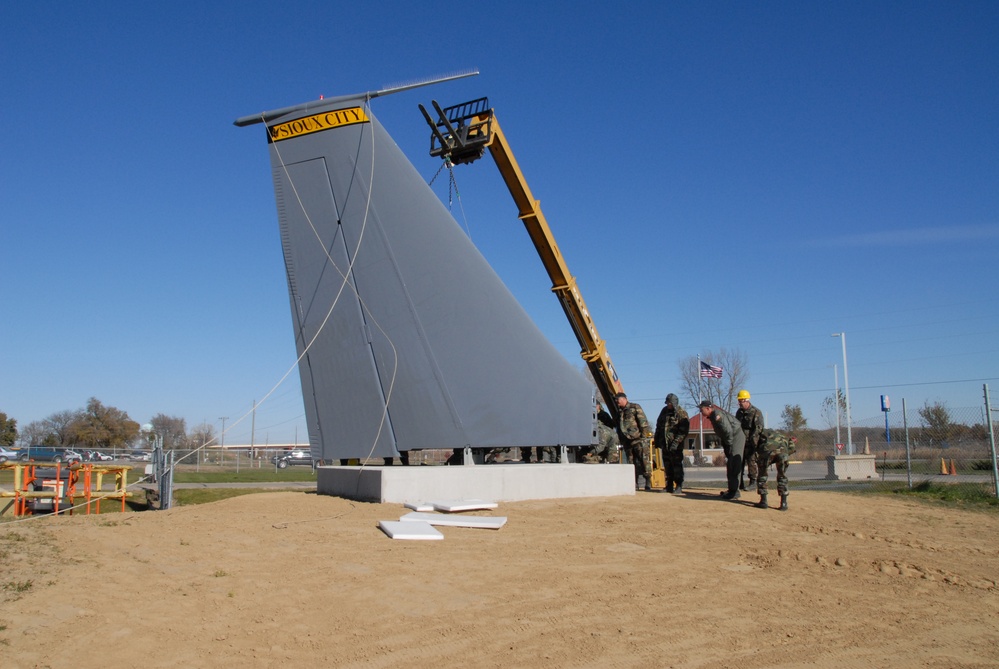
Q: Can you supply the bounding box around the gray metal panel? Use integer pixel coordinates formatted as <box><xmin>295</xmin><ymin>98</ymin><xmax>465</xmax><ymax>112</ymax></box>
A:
<box><xmin>262</xmin><ymin>97</ymin><xmax>594</xmax><ymax>461</ymax></box>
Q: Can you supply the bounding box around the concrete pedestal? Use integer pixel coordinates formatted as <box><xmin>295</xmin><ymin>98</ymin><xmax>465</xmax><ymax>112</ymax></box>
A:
<box><xmin>317</xmin><ymin>463</ymin><xmax>636</xmax><ymax>503</ymax></box>
<box><xmin>825</xmin><ymin>455</ymin><xmax>878</xmax><ymax>480</ymax></box>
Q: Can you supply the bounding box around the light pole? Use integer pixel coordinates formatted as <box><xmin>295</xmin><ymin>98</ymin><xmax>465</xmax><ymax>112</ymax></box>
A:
<box><xmin>831</xmin><ymin>363</ymin><xmax>841</xmax><ymax>449</ymax></box>
<box><xmin>832</xmin><ymin>333</ymin><xmax>853</xmax><ymax>455</ymax></box>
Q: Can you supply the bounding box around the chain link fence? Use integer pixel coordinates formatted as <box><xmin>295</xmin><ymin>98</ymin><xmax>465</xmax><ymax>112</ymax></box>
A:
<box><xmin>798</xmin><ymin>390</ymin><xmax>999</xmax><ymax>498</ymax></box>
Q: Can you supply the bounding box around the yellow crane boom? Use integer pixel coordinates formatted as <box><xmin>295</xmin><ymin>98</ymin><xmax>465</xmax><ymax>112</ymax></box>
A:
<box><xmin>419</xmin><ymin>97</ymin><xmax>625</xmax><ymax>419</ymax></box>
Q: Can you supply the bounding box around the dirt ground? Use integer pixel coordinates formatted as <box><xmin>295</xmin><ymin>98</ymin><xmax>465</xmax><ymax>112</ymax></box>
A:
<box><xmin>1</xmin><ymin>487</ymin><xmax>997</xmax><ymax>668</ymax></box>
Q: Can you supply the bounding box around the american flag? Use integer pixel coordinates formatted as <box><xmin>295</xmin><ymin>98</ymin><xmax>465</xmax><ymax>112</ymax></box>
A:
<box><xmin>700</xmin><ymin>361</ymin><xmax>723</xmax><ymax>378</ymax></box>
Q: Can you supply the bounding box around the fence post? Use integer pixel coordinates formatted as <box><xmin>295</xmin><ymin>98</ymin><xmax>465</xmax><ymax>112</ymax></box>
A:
<box><xmin>984</xmin><ymin>384</ymin><xmax>998</xmax><ymax>499</ymax></box>
<box><xmin>902</xmin><ymin>398</ymin><xmax>912</xmax><ymax>490</ymax></box>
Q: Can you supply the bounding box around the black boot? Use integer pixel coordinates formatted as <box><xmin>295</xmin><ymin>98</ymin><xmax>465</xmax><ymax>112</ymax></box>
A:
<box><xmin>665</xmin><ymin>482</ymin><xmax>674</xmax><ymax>493</ymax></box>
<box><xmin>779</xmin><ymin>494</ymin><xmax>788</xmax><ymax>511</ymax></box>
<box><xmin>755</xmin><ymin>492</ymin><xmax>768</xmax><ymax>509</ymax></box>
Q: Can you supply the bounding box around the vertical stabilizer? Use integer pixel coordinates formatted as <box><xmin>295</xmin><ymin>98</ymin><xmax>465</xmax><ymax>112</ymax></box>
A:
<box><xmin>244</xmin><ymin>95</ymin><xmax>595</xmax><ymax>461</ymax></box>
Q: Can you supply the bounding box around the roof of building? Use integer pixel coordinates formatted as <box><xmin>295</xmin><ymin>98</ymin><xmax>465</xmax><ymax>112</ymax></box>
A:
<box><xmin>687</xmin><ymin>413</ymin><xmax>716</xmax><ymax>433</ymax></box>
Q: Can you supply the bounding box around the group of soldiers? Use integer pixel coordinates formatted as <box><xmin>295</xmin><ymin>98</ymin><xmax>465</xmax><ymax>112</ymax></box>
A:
<box><xmin>603</xmin><ymin>390</ymin><xmax>796</xmax><ymax>511</ymax></box>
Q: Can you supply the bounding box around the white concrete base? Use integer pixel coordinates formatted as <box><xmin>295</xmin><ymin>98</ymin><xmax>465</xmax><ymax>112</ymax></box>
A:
<box><xmin>317</xmin><ymin>463</ymin><xmax>636</xmax><ymax>503</ymax></box>
<box><xmin>825</xmin><ymin>454</ymin><xmax>878</xmax><ymax>480</ymax></box>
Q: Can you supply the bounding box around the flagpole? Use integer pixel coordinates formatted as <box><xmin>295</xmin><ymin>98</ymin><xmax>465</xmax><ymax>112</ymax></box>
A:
<box><xmin>697</xmin><ymin>355</ymin><xmax>704</xmax><ymax>454</ymax></box>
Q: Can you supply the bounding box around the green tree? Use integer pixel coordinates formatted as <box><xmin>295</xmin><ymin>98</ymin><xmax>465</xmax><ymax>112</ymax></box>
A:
<box><xmin>69</xmin><ymin>398</ymin><xmax>140</xmax><ymax>450</ymax></box>
<box><xmin>0</xmin><ymin>412</ymin><xmax>17</xmax><ymax>446</ymax></box>
<box><xmin>780</xmin><ymin>404</ymin><xmax>808</xmax><ymax>433</ymax></box>
<box><xmin>918</xmin><ymin>401</ymin><xmax>953</xmax><ymax>444</ymax></box>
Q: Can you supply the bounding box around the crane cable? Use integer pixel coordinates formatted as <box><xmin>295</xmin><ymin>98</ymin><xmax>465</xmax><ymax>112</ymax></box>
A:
<box><xmin>5</xmin><ymin>100</ymin><xmax>400</xmax><ymax>526</ymax></box>
<box><xmin>429</xmin><ymin>156</ymin><xmax>474</xmax><ymax>240</ymax></box>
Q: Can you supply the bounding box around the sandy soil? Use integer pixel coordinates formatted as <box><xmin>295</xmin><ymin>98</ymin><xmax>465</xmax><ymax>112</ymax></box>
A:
<box><xmin>1</xmin><ymin>487</ymin><xmax>998</xmax><ymax>668</ymax></box>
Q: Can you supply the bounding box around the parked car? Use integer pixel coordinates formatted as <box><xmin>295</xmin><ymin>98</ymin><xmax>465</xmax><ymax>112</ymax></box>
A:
<box><xmin>82</xmin><ymin>450</ymin><xmax>114</xmax><ymax>462</ymax></box>
<box><xmin>18</xmin><ymin>446</ymin><xmax>83</xmax><ymax>464</ymax></box>
<box><xmin>0</xmin><ymin>446</ymin><xmax>17</xmax><ymax>463</ymax></box>
<box><xmin>271</xmin><ymin>448</ymin><xmax>313</xmax><ymax>469</ymax></box>
<box><xmin>128</xmin><ymin>451</ymin><xmax>152</xmax><ymax>462</ymax></box>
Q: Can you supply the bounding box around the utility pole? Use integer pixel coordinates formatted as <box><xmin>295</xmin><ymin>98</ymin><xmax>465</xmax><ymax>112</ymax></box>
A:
<box><xmin>219</xmin><ymin>416</ymin><xmax>228</xmax><ymax>452</ymax></box>
<box><xmin>250</xmin><ymin>400</ymin><xmax>256</xmax><ymax>458</ymax></box>
<box><xmin>832</xmin><ymin>333</ymin><xmax>853</xmax><ymax>455</ymax></box>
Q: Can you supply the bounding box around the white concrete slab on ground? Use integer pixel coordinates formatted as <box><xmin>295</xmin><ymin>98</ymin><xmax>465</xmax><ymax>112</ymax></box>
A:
<box><xmin>431</xmin><ymin>499</ymin><xmax>498</xmax><ymax>512</ymax></box>
<box><xmin>378</xmin><ymin>520</ymin><xmax>444</xmax><ymax>540</ymax></box>
<box><xmin>400</xmin><ymin>511</ymin><xmax>507</xmax><ymax>530</ymax></box>
<box><xmin>317</xmin><ymin>463</ymin><xmax>635</xmax><ymax>503</ymax></box>
<box><xmin>403</xmin><ymin>502</ymin><xmax>435</xmax><ymax>511</ymax></box>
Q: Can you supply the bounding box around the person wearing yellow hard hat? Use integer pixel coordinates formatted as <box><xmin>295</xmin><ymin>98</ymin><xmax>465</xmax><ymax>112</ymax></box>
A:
<box><xmin>735</xmin><ymin>389</ymin><xmax>764</xmax><ymax>491</ymax></box>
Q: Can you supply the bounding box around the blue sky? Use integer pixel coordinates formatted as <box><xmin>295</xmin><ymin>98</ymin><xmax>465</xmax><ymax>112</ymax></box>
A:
<box><xmin>2</xmin><ymin>1</ymin><xmax>997</xmax><ymax>447</ymax></box>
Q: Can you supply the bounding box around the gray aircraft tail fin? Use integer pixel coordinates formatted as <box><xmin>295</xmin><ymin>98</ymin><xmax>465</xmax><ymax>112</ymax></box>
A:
<box><xmin>240</xmin><ymin>91</ymin><xmax>594</xmax><ymax>461</ymax></box>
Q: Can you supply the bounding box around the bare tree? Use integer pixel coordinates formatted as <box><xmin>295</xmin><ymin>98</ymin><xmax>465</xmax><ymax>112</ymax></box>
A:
<box><xmin>820</xmin><ymin>390</ymin><xmax>847</xmax><ymax>431</ymax></box>
<box><xmin>150</xmin><ymin>414</ymin><xmax>187</xmax><ymax>450</ymax></box>
<box><xmin>678</xmin><ymin>348</ymin><xmax>749</xmax><ymax>413</ymax></box>
<box><xmin>188</xmin><ymin>422</ymin><xmax>218</xmax><ymax>449</ymax></box>
<box><xmin>16</xmin><ymin>410</ymin><xmax>81</xmax><ymax>447</ymax></box>
<box><xmin>17</xmin><ymin>420</ymin><xmax>53</xmax><ymax>448</ymax></box>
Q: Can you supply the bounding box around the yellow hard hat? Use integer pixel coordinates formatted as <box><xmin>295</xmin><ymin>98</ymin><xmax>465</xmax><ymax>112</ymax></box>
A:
<box><xmin>737</xmin><ymin>390</ymin><xmax>751</xmax><ymax>401</ymax></box>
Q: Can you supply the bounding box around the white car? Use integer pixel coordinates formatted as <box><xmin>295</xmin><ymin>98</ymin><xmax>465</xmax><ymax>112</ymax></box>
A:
<box><xmin>0</xmin><ymin>446</ymin><xmax>16</xmax><ymax>463</ymax></box>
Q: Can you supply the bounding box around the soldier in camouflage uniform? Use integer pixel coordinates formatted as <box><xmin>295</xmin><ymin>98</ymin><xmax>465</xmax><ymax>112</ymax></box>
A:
<box><xmin>591</xmin><ymin>402</ymin><xmax>620</xmax><ymax>463</ymax></box>
<box><xmin>615</xmin><ymin>392</ymin><xmax>651</xmax><ymax>489</ymax></box>
<box><xmin>654</xmin><ymin>393</ymin><xmax>690</xmax><ymax>494</ymax></box>
<box><xmin>755</xmin><ymin>428</ymin><xmax>796</xmax><ymax>511</ymax></box>
<box><xmin>735</xmin><ymin>390</ymin><xmax>764</xmax><ymax>490</ymax></box>
<box><xmin>698</xmin><ymin>400</ymin><xmax>746</xmax><ymax>500</ymax></box>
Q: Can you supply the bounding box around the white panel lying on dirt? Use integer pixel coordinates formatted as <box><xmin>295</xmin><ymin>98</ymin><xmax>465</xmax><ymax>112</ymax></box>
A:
<box><xmin>404</xmin><ymin>502</ymin><xmax>435</xmax><ymax>511</ymax></box>
<box><xmin>400</xmin><ymin>512</ymin><xmax>507</xmax><ymax>530</ymax></box>
<box><xmin>378</xmin><ymin>520</ymin><xmax>444</xmax><ymax>540</ymax></box>
<box><xmin>431</xmin><ymin>500</ymin><xmax>499</xmax><ymax>512</ymax></box>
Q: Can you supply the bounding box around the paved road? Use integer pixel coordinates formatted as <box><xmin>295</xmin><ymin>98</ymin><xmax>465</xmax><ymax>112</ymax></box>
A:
<box><xmin>681</xmin><ymin>460</ymin><xmax>992</xmax><ymax>488</ymax></box>
<box><xmin>149</xmin><ymin>480</ymin><xmax>318</xmax><ymax>490</ymax></box>
<box><xmin>684</xmin><ymin>461</ymin><xmax>827</xmax><ymax>485</ymax></box>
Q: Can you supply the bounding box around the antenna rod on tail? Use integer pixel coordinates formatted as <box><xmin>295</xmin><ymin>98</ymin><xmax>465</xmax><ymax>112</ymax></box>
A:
<box><xmin>234</xmin><ymin>69</ymin><xmax>479</xmax><ymax>127</ymax></box>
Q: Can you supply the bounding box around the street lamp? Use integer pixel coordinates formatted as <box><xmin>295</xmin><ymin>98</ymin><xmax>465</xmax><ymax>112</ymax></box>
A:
<box><xmin>832</xmin><ymin>333</ymin><xmax>853</xmax><ymax>455</ymax></box>
<box><xmin>830</xmin><ymin>363</ymin><xmax>841</xmax><ymax>449</ymax></box>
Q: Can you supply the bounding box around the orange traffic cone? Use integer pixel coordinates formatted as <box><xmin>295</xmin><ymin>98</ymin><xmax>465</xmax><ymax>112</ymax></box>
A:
<box><xmin>940</xmin><ymin>458</ymin><xmax>948</xmax><ymax>475</ymax></box>
<box><xmin>949</xmin><ymin>459</ymin><xmax>957</xmax><ymax>476</ymax></box>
